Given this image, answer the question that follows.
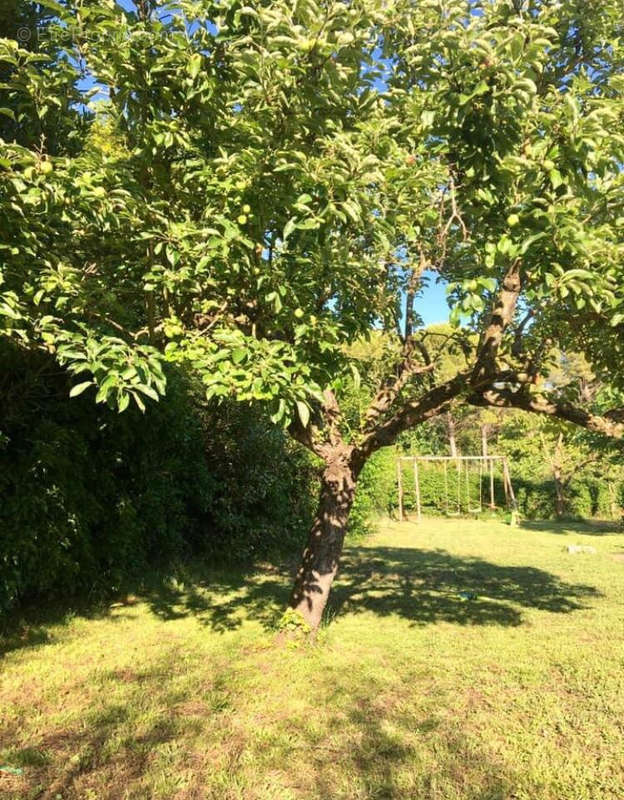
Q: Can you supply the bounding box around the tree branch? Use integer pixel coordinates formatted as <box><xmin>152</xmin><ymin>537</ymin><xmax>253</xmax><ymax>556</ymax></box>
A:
<box><xmin>562</xmin><ymin>454</ymin><xmax>599</xmax><ymax>487</ymax></box>
<box><xmin>403</xmin><ymin>250</ymin><xmax>427</xmax><ymax>342</ymax></box>
<box><xmin>363</xmin><ymin>251</ymin><xmax>433</xmax><ymax>436</ymax></box>
<box><xmin>288</xmin><ymin>389</ymin><xmax>345</xmax><ymax>461</ymax></box>
<box><xmin>321</xmin><ymin>388</ymin><xmax>343</xmax><ymax>449</ymax></box>
<box><xmin>471</xmin><ymin>260</ymin><xmax>522</xmax><ymax>385</ymax></box>
<box><xmin>469</xmin><ymin>387</ymin><xmax>624</xmax><ymax>441</ymax></box>
<box><xmin>362</xmin><ymin>359</ymin><xmax>435</xmax><ymax>436</ymax></box>
<box><xmin>360</xmin><ymin>370</ymin><xmax>469</xmax><ymax>455</ymax></box>
<box><xmin>288</xmin><ymin>417</ymin><xmax>324</xmax><ymax>458</ymax></box>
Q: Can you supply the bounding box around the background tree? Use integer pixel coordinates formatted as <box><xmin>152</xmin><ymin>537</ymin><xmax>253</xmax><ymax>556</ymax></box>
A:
<box><xmin>496</xmin><ymin>412</ymin><xmax>596</xmax><ymax>518</ymax></box>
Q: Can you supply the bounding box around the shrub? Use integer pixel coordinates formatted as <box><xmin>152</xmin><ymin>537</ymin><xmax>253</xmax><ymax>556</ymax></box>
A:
<box><xmin>349</xmin><ymin>448</ymin><xmax>396</xmax><ymax>538</ymax></box>
<box><xmin>0</xmin><ymin>345</ymin><xmax>318</xmax><ymax>615</ymax></box>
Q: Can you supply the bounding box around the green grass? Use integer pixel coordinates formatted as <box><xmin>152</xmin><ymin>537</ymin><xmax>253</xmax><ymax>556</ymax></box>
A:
<box><xmin>2</xmin><ymin>517</ymin><xmax>624</xmax><ymax>800</ymax></box>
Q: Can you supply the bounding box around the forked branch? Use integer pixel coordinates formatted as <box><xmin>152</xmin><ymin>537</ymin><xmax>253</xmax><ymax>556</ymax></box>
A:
<box><xmin>362</xmin><ymin>359</ymin><xmax>435</xmax><ymax>435</ymax></box>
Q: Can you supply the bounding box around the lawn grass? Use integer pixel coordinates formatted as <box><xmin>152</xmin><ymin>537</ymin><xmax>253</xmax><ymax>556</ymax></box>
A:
<box><xmin>2</xmin><ymin>517</ymin><xmax>624</xmax><ymax>800</ymax></box>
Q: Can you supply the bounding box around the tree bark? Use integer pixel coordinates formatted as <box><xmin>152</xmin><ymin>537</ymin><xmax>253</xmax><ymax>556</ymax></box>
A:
<box><xmin>471</xmin><ymin>387</ymin><xmax>624</xmax><ymax>441</ymax></box>
<box><xmin>447</xmin><ymin>412</ymin><xmax>458</xmax><ymax>458</ymax></box>
<box><xmin>553</xmin><ymin>467</ymin><xmax>566</xmax><ymax>518</ymax></box>
<box><xmin>289</xmin><ymin>443</ymin><xmax>360</xmax><ymax>631</ymax></box>
<box><xmin>608</xmin><ymin>481</ymin><xmax>619</xmax><ymax>521</ymax></box>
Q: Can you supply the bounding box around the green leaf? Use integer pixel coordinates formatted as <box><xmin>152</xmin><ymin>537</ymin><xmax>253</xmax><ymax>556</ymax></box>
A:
<box><xmin>295</xmin><ymin>218</ymin><xmax>320</xmax><ymax>231</ymax></box>
<box><xmin>520</xmin><ymin>232</ymin><xmax>547</xmax><ymax>254</ymax></box>
<box><xmin>610</xmin><ymin>313</ymin><xmax>624</xmax><ymax>327</ymax></box>
<box><xmin>38</xmin><ymin>0</ymin><xmax>65</xmax><ymax>14</ymax></box>
<box><xmin>549</xmin><ymin>169</ymin><xmax>563</xmax><ymax>189</ymax></box>
<box><xmin>138</xmin><ymin>384</ymin><xmax>160</xmax><ymax>402</ymax></box>
<box><xmin>296</xmin><ymin>400</ymin><xmax>310</xmax><ymax>428</ymax></box>
<box><xmin>270</xmin><ymin>398</ymin><xmax>286</xmax><ymax>424</ymax></box>
<box><xmin>187</xmin><ymin>53</ymin><xmax>202</xmax><ymax>79</ymax></box>
<box><xmin>69</xmin><ymin>381</ymin><xmax>93</xmax><ymax>398</ymax></box>
<box><xmin>509</xmin><ymin>32</ymin><xmax>524</xmax><ymax>61</ymax></box>
<box><xmin>283</xmin><ymin>218</ymin><xmax>296</xmax><ymax>241</ymax></box>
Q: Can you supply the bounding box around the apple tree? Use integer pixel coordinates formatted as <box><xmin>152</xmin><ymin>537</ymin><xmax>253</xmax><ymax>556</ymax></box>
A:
<box><xmin>1</xmin><ymin>0</ymin><xmax>623</xmax><ymax>630</ymax></box>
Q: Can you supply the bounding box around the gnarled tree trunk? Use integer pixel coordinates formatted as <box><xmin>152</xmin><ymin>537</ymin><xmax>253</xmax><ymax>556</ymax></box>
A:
<box><xmin>289</xmin><ymin>443</ymin><xmax>360</xmax><ymax>631</ymax></box>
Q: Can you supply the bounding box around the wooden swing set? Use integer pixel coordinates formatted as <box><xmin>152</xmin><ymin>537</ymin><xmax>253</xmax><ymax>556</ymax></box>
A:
<box><xmin>396</xmin><ymin>455</ymin><xmax>517</xmax><ymax>523</ymax></box>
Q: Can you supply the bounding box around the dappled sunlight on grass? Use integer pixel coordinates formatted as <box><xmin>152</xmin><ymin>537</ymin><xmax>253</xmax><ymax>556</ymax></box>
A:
<box><xmin>2</xmin><ymin>518</ymin><xmax>624</xmax><ymax>799</ymax></box>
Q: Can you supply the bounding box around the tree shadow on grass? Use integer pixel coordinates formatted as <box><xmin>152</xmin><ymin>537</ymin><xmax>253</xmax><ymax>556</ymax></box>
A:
<box><xmin>297</xmin><ymin>692</ymin><xmax>519</xmax><ymax>799</ymax></box>
<box><xmin>0</xmin><ymin>601</ymin><xmax>138</xmax><ymax>658</ymax></box>
<box><xmin>520</xmin><ymin>518</ymin><xmax>623</xmax><ymax>536</ymax></box>
<box><xmin>1</xmin><ymin>655</ymin><xmax>520</xmax><ymax>800</ymax></box>
<box><xmin>0</xmin><ymin>663</ymin><xmax>203</xmax><ymax>800</ymax></box>
<box><xmin>326</xmin><ymin>546</ymin><xmax>601</xmax><ymax>627</ymax></box>
<box><xmin>0</xmin><ymin>562</ymin><xmax>282</xmax><ymax>658</ymax></box>
<box><xmin>140</xmin><ymin>545</ymin><xmax>601</xmax><ymax>632</ymax></box>
<box><xmin>139</xmin><ymin>562</ymin><xmax>290</xmax><ymax>633</ymax></box>
<box><xmin>2</xmin><ymin>545</ymin><xmax>602</xmax><ymax>654</ymax></box>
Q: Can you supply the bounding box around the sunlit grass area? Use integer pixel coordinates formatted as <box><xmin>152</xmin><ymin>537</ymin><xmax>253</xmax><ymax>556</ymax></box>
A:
<box><xmin>2</xmin><ymin>518</ymin><xmax>624</xmax><ymax>800</ymax></box>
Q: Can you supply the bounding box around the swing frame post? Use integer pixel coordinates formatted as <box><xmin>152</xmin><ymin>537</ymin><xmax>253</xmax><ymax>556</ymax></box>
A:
<box><xmin>502</xmin><ymin>461</ymin><xmax>510</xmax><ymax>506</ymax></box>
<box><xmin>413</xmin><ymin>459</ymin><xmax>422</xmax><ymax>522</ymax></box>
<box><xmin>503</xmin><ymin>458</ymin><xmax>518</xmax><ymax>511</ymax></box>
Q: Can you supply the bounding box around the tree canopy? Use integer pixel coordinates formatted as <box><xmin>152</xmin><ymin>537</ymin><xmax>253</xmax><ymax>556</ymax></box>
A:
<box><xmin>1</xmin><ymin>0</ymin><xmax>623</xmax><ymax>426</ymax></box>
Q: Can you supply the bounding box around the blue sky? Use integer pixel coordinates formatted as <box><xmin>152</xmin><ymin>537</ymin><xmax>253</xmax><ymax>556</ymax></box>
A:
<box><xmin>416</xmin><ymin>272</ymin><xmax>451</xmax><ymax>326</ymax></box>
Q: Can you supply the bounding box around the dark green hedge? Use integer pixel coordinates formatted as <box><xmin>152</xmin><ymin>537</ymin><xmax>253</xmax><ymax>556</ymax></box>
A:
<box><xmin>0</xmin><ymin>345</ymin><xmax>318</xmax><ymax>615</ymax></box>
<box><xmin>349</xmin><ymin>448</ymin><xmax>397</xmax><ymax>536</ymax></box>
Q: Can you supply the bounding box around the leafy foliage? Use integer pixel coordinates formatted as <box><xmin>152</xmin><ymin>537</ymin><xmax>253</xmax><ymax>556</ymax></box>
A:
<box><xmin>1</xmin><ymin>0</ymin><xmax>623</xmax><ymax>430</ymax></box>
<box><xmin>0</xmin><ymin>344</ymin><xmax>319</xmax><ymax>614</ymax></box>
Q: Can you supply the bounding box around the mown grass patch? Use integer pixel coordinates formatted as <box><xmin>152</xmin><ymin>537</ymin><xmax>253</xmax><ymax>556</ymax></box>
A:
<box><xmin>2</xmin><ymin>518</ymin><xmax>624</xmax><ymax>799</ymax></box>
